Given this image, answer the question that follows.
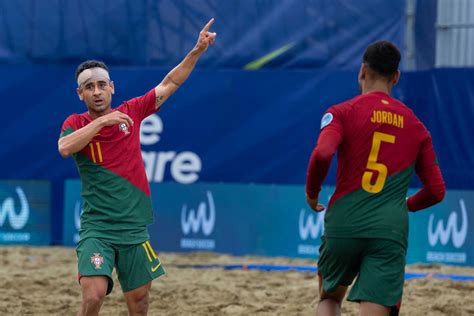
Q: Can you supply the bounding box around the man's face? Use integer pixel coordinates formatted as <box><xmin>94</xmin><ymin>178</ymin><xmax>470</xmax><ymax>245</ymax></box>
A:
<box><xmin>77</xmin><ymin>80</ymin><xmax>114</xmax><ymax>115</ymax></box>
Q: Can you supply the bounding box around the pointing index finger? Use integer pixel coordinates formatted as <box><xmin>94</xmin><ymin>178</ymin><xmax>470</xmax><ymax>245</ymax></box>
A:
<box><xmin>202</xmin><ymin>18</ymin><xmax>214</xmax><ymax>33</ymax></box>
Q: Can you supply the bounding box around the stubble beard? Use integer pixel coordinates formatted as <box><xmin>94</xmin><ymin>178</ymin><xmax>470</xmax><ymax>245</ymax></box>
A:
<box><xmin>87</xmin><ymin>101</ymin><xmax>111</xmax><ymax>117</ymax></box>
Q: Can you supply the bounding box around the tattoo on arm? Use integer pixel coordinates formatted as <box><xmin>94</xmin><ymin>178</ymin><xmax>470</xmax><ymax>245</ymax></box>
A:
<box><xmin>156</xmin><ymin>95</ymin><xmax>164</xmax><ymax>106</ymax></box>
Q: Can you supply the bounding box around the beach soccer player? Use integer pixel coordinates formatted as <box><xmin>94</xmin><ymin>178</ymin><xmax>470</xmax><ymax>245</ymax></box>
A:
<box><xmin>306</xmin><ymin>41</ymin><xmax>445</xmax><ymax>316</ymax></box>
<box><xmin>58</xmin><ymin>19</ymin><xmax>216</xmax><ymax>316</ymax></box>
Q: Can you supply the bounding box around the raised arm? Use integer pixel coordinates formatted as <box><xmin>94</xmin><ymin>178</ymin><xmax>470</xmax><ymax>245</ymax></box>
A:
<box><xmin>154</xmin><ymin>18</ymin><xmax>217</xmax><ymax>111</ymax></box>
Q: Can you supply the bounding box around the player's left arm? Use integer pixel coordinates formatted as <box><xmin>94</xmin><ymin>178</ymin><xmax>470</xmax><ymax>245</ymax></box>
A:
<box><xmin>305</xmin><ymin>110</ymin><xmax>344</xmax><ymax>212</ymax></box>
<box><xmin>154</xmin><ymin>18</ymin><xmax>217</xmax><ymax>111</ymax></box>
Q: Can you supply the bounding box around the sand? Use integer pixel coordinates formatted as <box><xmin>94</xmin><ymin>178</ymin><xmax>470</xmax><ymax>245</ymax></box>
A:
<box><xmin>0</xmin><ymin>246</ymin><xmax>473</xmax><ymax>315</ymax></box>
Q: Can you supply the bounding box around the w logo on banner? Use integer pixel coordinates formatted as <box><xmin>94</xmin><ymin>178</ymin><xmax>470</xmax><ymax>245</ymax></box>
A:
<box><xmin>181</xmin><ymin>191</ymin><xmax>215</xmax><ymax>236</ymax></box>
<box><xmin>428</xmin><ymin>199</ymin><xmax>468</xmax><ymax>248</ymax></box>
<box><xmin>0</xmin><ymin>187</ymin><xmax>29</xmax><ymax>230</ymax></box>
<box><xmin>299</xmin><ymin>209</ymin><xmax>325</xmax><ymax>240</ymax></box>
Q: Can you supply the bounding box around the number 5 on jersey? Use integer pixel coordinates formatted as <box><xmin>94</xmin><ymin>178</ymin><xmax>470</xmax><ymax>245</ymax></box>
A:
<box><xmin>362</xmin><ymin>132</ymin><xmax>396</xmax><ymax>193</ymax></box>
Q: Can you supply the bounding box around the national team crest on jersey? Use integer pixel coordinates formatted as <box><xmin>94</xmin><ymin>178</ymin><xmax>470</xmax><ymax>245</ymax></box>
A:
<box><xmin>91</xmin><ymin>253</ymin><xmax>104</xmax><ymax>269</ymax></box>
<box><xmin>119</xmin><ymin>123</ymin><xmax>130</xmax><ymax>134</ymax></box>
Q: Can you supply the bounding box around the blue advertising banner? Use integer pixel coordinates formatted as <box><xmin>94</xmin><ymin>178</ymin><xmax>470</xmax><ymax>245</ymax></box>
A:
<box><xmin>0</xmin><ymin>181</ymin><xmax>51</xmax><ymax>245</ymax></box>
<box><xmin>407</xmin><ymin>189</ymin><xmax>473</xmax><ymax>265</ymax></box>
<box><xmin>149</xmin><ymin>183</ymin><xmax>332</xmax><ymax>257</ymax></box>
<box><xmin>0</xmin><ymin>1</ymin><xmax>405</xmax><ymax>69</ymax></box>
<box><xmin>63</xmin><ymin>180</ymin><xmax>82</xmax><ymax>246</ymax></box>
<box><xmin>63</xmin><ymin>180</ymin><xmax>331</xmax><ymax>255</ymax></box>
<box><xmin>64</xmin><ymin>180</ymin><xmax>473</xmax><ymax>266</ymax></box>
<box><xmin>3</xmin><ymin>68</ymin><xmax>472</xmax><ymax>191</ymax></box>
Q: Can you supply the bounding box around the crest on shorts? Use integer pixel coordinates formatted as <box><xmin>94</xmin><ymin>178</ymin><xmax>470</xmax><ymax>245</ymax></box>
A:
<box><xmin>90</xmin><ymin>253</ymin><xmax>104</xmax><ymax>269</ymax></box>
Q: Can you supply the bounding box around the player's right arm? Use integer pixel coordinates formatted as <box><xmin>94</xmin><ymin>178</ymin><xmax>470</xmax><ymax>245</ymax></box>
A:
<box><xmin>407</xmin><ymin>135</ymin><xmax>446</xmax><ymax>211</ymax></box>
<box><xmin>58</xmin><ymin>111</ymin><xmax>133</xmax><ymax>158</ymax></box>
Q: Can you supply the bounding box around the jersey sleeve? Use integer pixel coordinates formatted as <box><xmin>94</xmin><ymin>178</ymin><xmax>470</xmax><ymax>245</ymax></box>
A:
<box><xmin>305</xmin><ymin>107</ymin><xmax>344</xmax><ymax>199</ymax></box>
<box><xmin>122</xmin><ymin>88</ymin><xmax>158</xmax><ymax>122</ymax></box>
<box><xmin>59</xmin><ymin>114</ymin><xmax>79</xmax><ymax>139</ymax></box>
<box><xmin>319</xmin><ymin>106</ymin><xmax>344</xmax><ymax>139</ymax></box>
<box><xmin>407</xmin><ymin>133</ymin><xmax>446</xmax><ymax>211</ymax></box>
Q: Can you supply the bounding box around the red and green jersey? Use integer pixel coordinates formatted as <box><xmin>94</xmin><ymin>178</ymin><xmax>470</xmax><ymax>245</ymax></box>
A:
<box><xmin>60</xmin><ymin>89</ymin><xmax>157</xmax><ymax>244</ymax></box>
<box><xmin>306</xmin><ymin>91</ymin><xmax>443</xmax><ymax>248</ymax></box>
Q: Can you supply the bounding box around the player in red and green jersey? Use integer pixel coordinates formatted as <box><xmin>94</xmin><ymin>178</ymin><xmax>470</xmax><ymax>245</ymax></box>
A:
<box><xmin>58</xmin><ymin>19</ymin><xmax>217</xmax><ymax>316</ymax></box>
<box><xmin>306</xmin><ymin>41</ymin><xmax>445</xmax><ymax>316</ymax></box>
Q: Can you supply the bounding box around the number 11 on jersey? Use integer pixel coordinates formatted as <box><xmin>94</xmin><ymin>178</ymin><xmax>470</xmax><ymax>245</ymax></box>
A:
<box><xmin>361</xmin><ymin>132</ymin><xmax>396</xmax><ymax>193</ymax></box>
<box><xmin>89</xmin><ymin>142</ymin><xmax>103</xmax><ymax>163</ymax></box>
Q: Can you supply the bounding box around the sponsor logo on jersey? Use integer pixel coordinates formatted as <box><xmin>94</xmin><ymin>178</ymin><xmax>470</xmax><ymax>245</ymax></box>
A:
<box><xmin>91</xmin><ymin>253</ymin><xmax>104</xmax><ymax>269</ymax></box>
<box><xmin>180</xmin><ymin>191</ymin><xmax>216</xmax><ymax>250</ymax></box>
<box><xmin>320</xmin><ymin>113</ymin><xmax>333</xmax><ymax>129</ymax></box>
<box><xmin>426</xmin><ymin>199</ymin><xmax>468</xmax><ymax>264</ymax></box>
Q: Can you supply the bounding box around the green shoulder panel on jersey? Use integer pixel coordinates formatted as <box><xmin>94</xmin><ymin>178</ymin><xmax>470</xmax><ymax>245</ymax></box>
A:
<box><xmin>74</xmin><ymin>153</ymin><xmax>153</xmax><ymax>245</ymax></box>
<box><xmin>60</xmin><ymin>126</ymin><xmax>74</xmax><ymax>138</ymax></box>
<box><xmin>324</xmin><ymin>165</ymin><xmax>414</xmax><ymax>249</ymax></box>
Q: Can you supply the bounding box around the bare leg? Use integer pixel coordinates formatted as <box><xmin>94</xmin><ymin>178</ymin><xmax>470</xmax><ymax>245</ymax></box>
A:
<box><xmin>124</xmin><ymin>281</ymin><xmax>152</xmax><ymax>316</ymax></box>
<box><xmin>316</xmin><ymin>273</ymin><xmax>348</xmax><ymax>316</ymax></box>
<box><xmin>360</xmin><ymin>301</ymin><xmax>390</xmax><ymax>316</ymax></box>
<box><xmin>78</xmin><ymin>276</ymin><xmax>108</xmax><ymax>316</ymax></box>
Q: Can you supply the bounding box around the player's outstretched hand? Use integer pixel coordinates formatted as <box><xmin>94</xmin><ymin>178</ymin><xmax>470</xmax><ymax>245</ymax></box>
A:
<box><xmin>306</xmin><ymin>195</ymin><xmax>326</xmax><ymax>213</ymax></box>
<box><xmin>97</xmin><ymin>111</ymin><xmax>134</xmax><ymax>128</ymax></box>
<box><xmin>195</xmin><ymin>18</ymin><xmax>217</xmax><ymax>53</ymax></box>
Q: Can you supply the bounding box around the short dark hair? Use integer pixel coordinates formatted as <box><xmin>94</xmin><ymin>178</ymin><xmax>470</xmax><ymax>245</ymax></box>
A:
<box><xmin>363</xmin><ymin>41</ymin><xmax>401</xmax><ymax>78</ymax></box>
<box><xmin>75</xmin><ymin>60</ymin><xmax>109</xmax><ymax>80</ymax></box>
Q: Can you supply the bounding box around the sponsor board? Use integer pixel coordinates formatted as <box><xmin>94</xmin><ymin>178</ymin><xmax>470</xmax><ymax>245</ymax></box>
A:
<box><xmin>428</xmin><ymin>199</ymin><xmax>468</xmax><ymax>249</ymax></box>
<box><xmin>425</xmin><ymin>197</ymin><xmax>469</xmax><ymax>264</ymax></box>
<box><xmin>147</xmin><ymin>183</ymin><xmax>256</xmax><ymax>255</ymax></box>
<box><xmin>73</xmin><ymin>201</ymin><xmax>82</xmax><ymax>244</ymax></box>
<box><xmin>63</xmin><ymin>181</ymin><xmax>473</xmax><ymax>265</ymax></box>
<box><xmin>62</xmin><ymin>180</ymin><xmax>82</xmax><ymax>246</ymax></box>
<box><xmin>297</xmin><ymin>209</ymin><xmax>325</xmax><ymax>256</ymax></box>
<box><xmin>296</xmin><ymin>192</ymin><xmax>332</xmax><ymax>257</ymax></box>
<box><xmin>407</xmin><ymin>190</ymin><xmax>473</xmax><ymax>266</ymax></box>
<box><xmin>140</xmin><ymin>114</ymin><xmax>202</xmax><ymax>184</ymax></box>
<box><xmin>0</xmin><ymin>181</ymin><xmax>50</xmax><ymax>245</ymax></box>
<box><xmin>180</xmin><ymin>191</ymin><xmax>216</xmax><ymax>250</ymax></box>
